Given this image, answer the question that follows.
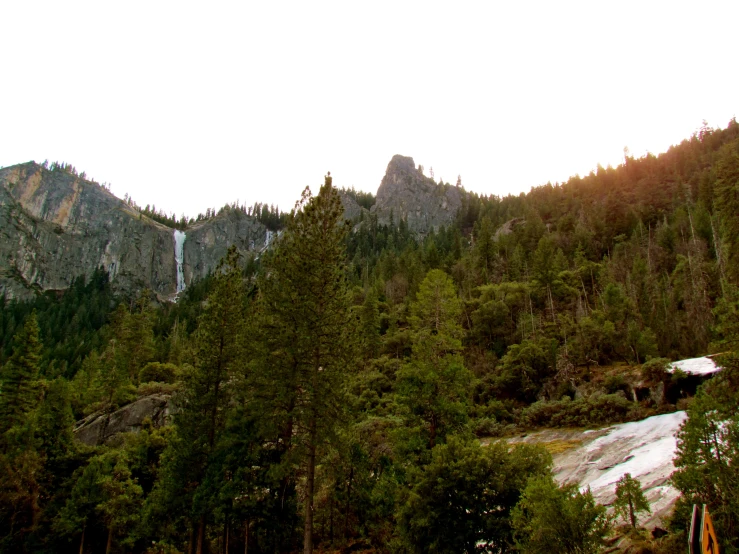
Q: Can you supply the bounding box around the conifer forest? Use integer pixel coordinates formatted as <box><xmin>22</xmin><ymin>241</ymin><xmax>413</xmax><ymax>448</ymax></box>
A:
<box><xmin>2</xmin><ymin>121</ymin><xmax>739</xmax><ymax>554</ymax></box>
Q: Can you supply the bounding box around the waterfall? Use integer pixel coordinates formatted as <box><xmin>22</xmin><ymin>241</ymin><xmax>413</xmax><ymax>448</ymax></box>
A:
<box><xmin>173</xmin><ymin>230</ymin><xmax>186</xmax><ymax>293</ymax></box>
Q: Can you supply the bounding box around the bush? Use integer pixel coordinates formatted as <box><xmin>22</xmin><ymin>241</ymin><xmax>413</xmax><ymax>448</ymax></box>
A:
<box><xmin>604</xmin><ymin>374</ymin><xmax>629</xmax><ymax>395</ymax></box>
<box><xmin>137</xmin><ymin>381</ymin><xmax>178</xmax><ymax>397</ymax></box>
<box><xmin>641</xmin><ymin>358</ymin><xmax>670</xmax><ymax>383</ymax></box>
<box><xmin>512</xmin><ymin>475</ymin><xmax>610</xmax><ymax>553</ymax></box>
<box><xmin>472</xmin><ymin>417</ymin><xmax>504</xmax><ymax>437</ymax></box>
<box><xmin>139</xmin><ymin>362</ymin><xmax>178</xmax><ymax>384</ymax></box>
<box><xmin>520</xmin><ymin>393</ymin><xmax>635</xmax><ymax>428</ymax></box>
<box><xmin>112</xmin><ymin>383</ymin><xmax>138</xmax><ymax>408</ymax></box>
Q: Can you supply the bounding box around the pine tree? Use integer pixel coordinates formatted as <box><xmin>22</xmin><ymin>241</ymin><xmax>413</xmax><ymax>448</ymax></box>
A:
<box><xmin>167</xmin><ymin>246</ymin><xmax>246</xmax><ymax>554</ymax></box>
<box><xmin>397</xmin><ymin>269</ymin><xmax>471</xmax><ymax>450</ymax></box>
<box><xmin>36</xmin><ymin>378</ymin><xmax>76</xmax><ymax>474</ymax></box>
<box><xmin>613</xmin><ymin>473</ymin><xmax>650</xmax><ymax>528</ymax></box>
<box><xmin>256</xmin><ymin>175</ymin><xmax>355</xmax><ymax>554</ymax></box>
<box><xmin>0</xmin><ymin>311</ymin><xmax>42</xmax><ymax>437</ymax></box>
<box><xmin>672</xmin><ymin>363</ymin><xmax>739</xmax><ymax>551</ymax></box>
<box><xmin>512</xmin><ymin>476</ymin><xmax>610</xmax><ymax>554</ymax></box>
<box><xmin>124</xmin><ymin>292</ymin><xmax>157</xmax><ymax>382</ymax></box>
<box><xmin>360</xmin><ymin>287</ymin><xmax>381</xmax><ymax>359</ymax></box>
<box><xmin>104</xmin><ymin>293</ymin><xmax>156</xmax><ymax>383</ymax></box>
<box><xmin>474</xmin><ymin>216</ymin><xmax>497</xmax><ymax>282</ymax></box>
<box><xmin>715</xmin><ymin>138</ymin><xmax>739</xmax><ymax>281</ymax></box>
<box><xmin>56</xmin><ymin>450</ymin><xmax>142</xmax><ymax>554</ymax></box>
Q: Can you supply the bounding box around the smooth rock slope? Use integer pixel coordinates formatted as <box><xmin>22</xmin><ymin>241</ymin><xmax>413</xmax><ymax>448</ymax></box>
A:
<box><xmin>511</xmin><ymin>411</ymin><xmax>687</xmax><ymax>528</ymax></box>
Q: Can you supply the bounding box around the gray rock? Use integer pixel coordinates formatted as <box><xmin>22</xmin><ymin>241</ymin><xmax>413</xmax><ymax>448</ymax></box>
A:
<box><xmin>0</xmin><ymin>155</ymin><xmax>466</xmax><ymax>299</ymax></box>
<box><xmin>493</xmin><ymin>217</ymin><xmax>526</xmax><ymax>240</ymax></box>
<box><xmin>337</xmin><ymin>190</ymin><xmax>366</xmax><ymax>222</ymax></box>
<box><xmin>183</xmin><ymin>206</ymin><xmax>268</xmax><ymax>283</ymax></box>
<box><xmin>0</xmin><ymin>162</ymin><xmax>269</xmax><ymax>299</ymax></box>
<box><xmin>371</xmin><ymin>155</ymin><xmax>463</xmax><ymax>234</ymax></box>
<box><xmin>650</xmin><ymin>382</ymin><xmax>665</xmax><ymax>405</ymax></box>
<box><xmin>74</xmin><ymin>393</ymin><xmax>173</xmax><ymax>446</ymax></box>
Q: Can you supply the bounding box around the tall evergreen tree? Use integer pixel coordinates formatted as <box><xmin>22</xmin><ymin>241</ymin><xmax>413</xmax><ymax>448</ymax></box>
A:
<box><xmin>256</xmin><ymin>176</ymin><xmax>355</xmax><ymax>554</ymax></box>
<box><xmin>397</xmin><ymin>269</ymin><xmax>471</xmax><ymax>451</ymax></box>
<box><xmin>160</xmin><ymin>246</ymin><xmax>247</xmax><ymax>554</ymax></box>
<box><xmin>360</xmin><ymin>287</ymin><xmax>381</xmax><ymax>359</ymax></box>
<box><xmin>0</xmin><ymin>311</ymin><xmax>42</xmax><ymax>438</ymax></box>
<box><xmin>715</xmin><ymin>138</ymin><xmax>739</xmax><ymax>282</ymax></box>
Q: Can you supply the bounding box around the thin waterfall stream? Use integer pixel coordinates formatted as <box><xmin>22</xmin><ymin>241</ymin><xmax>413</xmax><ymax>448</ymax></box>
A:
<box><xmin>174</xmin><ymin>230</ymin><xmax>186</xmax><ymax>293</ymax></box>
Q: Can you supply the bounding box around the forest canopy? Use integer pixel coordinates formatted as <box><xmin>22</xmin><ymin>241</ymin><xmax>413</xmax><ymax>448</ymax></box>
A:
<box><xmin>1</xmin><ymin>120</ymin><xmax>739</xmax><ymax>553</ymax></box>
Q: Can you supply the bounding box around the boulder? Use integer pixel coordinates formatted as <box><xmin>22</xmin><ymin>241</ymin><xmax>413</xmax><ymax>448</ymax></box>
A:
<box><xmin>74</xmin><ymin>393</ymin><xmax>173</xmax><ymax>446</ymax></box>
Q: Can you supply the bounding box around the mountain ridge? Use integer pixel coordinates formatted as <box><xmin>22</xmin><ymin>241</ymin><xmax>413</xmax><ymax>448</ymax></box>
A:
<box><xmin>0</xmin><ymin>162</ymin><xmax>269</xmax><ymax>300</ymax></box>
<box><xmin>0</xmin><ymin>155</ymin><xmax>462</xmax><ymax>299</ymax></box>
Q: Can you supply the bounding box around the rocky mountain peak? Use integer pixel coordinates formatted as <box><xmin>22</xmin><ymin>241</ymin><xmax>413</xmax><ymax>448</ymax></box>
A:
<box><xmin>376</xmin><ymin>155</ymin><xmax>429</xmax><ymax>199</ymax></box>
<box><xmin>0</xmin><ymin>154</ymin><xmax>466</xmax><ymax>300</ymax></box>
<box><xmin>371</xmin><ymin>155</ymin><xmax>463</xmax><ymax>234</ymax></box>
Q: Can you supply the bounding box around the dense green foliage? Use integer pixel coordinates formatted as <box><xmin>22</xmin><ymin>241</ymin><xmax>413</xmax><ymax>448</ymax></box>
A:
<box><xmin>511</xmin><ymin>476</ymin><xmax>610</xmax><ymax>554</ymax></box>
<box><xmin>0</xmin><ymin>268</ymin><xmax>116</xmax><ymax>378</ymax></box>
<box><xmin>399</xmin><ymin>437</ymin><xmax>551</xmax><ymax>553</ymax></box>
<box><xmin>1</xmin><ymin>121</ymin><xmax>739</xmax><ymax>552</ymax></box>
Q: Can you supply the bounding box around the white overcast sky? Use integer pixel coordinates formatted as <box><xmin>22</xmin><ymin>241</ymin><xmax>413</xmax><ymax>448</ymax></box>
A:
<box><xmin>1</xmin><ymin>1</ymin><xmax>737</xmax><ymax>218</ymax></box>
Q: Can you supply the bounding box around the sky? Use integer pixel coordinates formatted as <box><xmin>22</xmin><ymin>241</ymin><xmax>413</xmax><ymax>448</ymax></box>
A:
<box><xmin>1</xmin><ymin>1</ymin><xmax>737</xmax><ymax>219</ymax></box>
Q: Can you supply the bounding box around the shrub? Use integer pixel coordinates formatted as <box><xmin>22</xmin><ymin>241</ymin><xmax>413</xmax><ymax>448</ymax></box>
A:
<box><xmin>641</xmin><ymin>358</ymin><xmax>670</xmax><ymax>383</ymax></box>
<box><xmin>512</xmin><ymin>475</ymin><xmax>610</xmax><ymax>553</ymax></box>
<box><xmin>139</xmin><ymin>362</ymin><xmax>178</xmax><ymax>384</ymax></box>
<box><xmin>520</xmin><ymin>393</ymin><xmax>635</xmax><ymax>428</ymax></box>
<box><xmin>473</xmin><ymin>417</ymin><xmax>504</xmax><ymax>437</ymax></box>
<box><xmin>604</xmin><ymin>374</ymin><xmax>629</xmax><ymax>395</ymax></box>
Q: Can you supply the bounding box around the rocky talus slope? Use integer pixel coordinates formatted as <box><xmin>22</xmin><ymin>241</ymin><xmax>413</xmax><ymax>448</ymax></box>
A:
<box><xmin>0</xmin><ymin>162</ymin><xmax>269</xmax><ymax>299</ymax></box>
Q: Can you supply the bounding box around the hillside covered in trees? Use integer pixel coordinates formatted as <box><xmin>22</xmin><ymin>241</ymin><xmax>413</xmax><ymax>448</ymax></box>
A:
<box><xmin>1</xmin><ymin>121</ymin><xmax>739</xmax><ymax>553</ymax></box>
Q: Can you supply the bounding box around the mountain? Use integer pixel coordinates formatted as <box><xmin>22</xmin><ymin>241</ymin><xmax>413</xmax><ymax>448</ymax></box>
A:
<box><xmin>371</xmin><ymin>154</ymin><xmax>463</xmax><ymax>233</ymax></box>
<box><xmin>0</xmin><ymin>162</ymin><xmax>269</xmax><ymax>300</ymax></box>
<box><xmin>3</xmin><ymin>122</ymin><xmax>739</xmax><ymax>554</ymax></box>
<box><xmin>0</xmin><ymin>155</ymin><xmax>463</xmax><ymax>300</ymax></box>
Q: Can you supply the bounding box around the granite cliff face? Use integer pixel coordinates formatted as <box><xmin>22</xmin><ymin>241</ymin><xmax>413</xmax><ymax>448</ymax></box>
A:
<box><xmin>0</xmin><ymin>155</ymin><xmax>465</xmax><ymax>299</ymax></box>
<box><xmin>0</xmin><ymin>162</ymin><xmax>268</xmax><ymax>299</ymax></box>
<box><xmin>371</xmin><ymin>155</ymin><xmax>463</xmax><ymax>234</ymax></box>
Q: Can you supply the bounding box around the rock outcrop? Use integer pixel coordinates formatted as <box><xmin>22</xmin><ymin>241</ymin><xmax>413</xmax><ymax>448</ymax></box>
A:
<box><xmin>493</xmin><ymin>217</ymin><xmax>526</xmax><ymax>239</ymax></box>
<box><xmin>182</xmin><ymin>207</ymin><xmax>269</xmax><ymax>284</ymax></box>
<box><xmin>508</xmin><ymin>411</ymin><xmax>687</xmax><ymax>530</ymax></box>
<box><xmin>0</xmin><ymin>162</ymin><xmax>269</xmax><ymax>299</ymax></box>
<box><xmin>0</xmin><ymin>155</ymin><xmax>467</xmax><ymax>299</ymax></box>
<box><xmin>74</xmin><ymin>393</ymin><xmax>173</xmax><ymax>446</ymax></box>
<box><xmin>371</xmin><ymin>155</ymin><xmax>464</xmax><ymax>234</ymax></box>
<box><xmin>337</xmin><ymin>190</ymin><xmax>366</xmax><ymax>222</ymax></box>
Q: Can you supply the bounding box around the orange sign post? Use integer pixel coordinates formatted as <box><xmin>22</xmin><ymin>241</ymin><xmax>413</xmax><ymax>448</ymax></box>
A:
<box><xmin>689</xmin><ymin>504</ymin><xmax>719</xmax><ymax>554</ymax></box>
<box><xmin>700</xmin><ymin>505</ymin><xmax>719</xmax><ymax>554</ymax></box>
